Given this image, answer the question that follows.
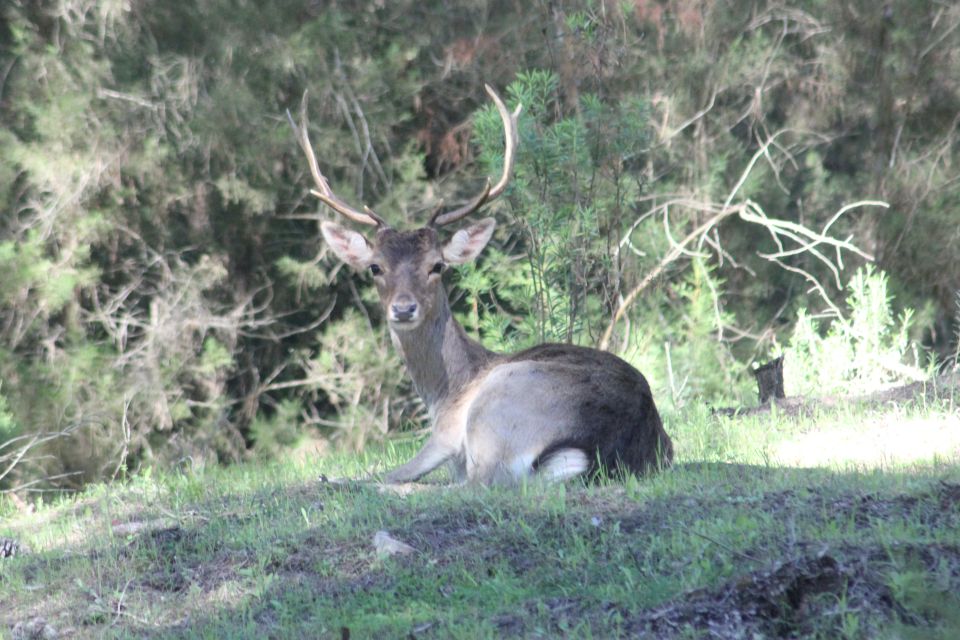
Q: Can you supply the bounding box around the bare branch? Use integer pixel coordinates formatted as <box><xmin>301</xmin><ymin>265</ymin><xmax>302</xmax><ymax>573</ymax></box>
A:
<box><xmin>602</xmin><ymin>131</ymin><xmax>883</xmax><ymax>351</ymax></box>
<box><xmin>600</xmin><ymin>203</ymin><xmax>743</xmax><ymax>350</ymax></box>
<box><xmin>0</xmin><ymin>423</ymin><xmax>82</xmax><ymax>489</ymax></box>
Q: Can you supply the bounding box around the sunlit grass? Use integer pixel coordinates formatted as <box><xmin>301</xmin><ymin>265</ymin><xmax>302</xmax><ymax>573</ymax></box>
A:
<box><xmin>2</xmin><ymin>398</ymin><xmax>959</xmax><ymax>638</ymax></box>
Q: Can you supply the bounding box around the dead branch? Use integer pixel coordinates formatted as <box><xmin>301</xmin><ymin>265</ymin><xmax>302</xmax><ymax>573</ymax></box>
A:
<box><xmin>600</xmin><ymin>205</ymin><xmax>742</xmax><ymax>350</ymax></box>
<box><xmin>0</xmin><ymin>423</ymin><xmax>82</xmax><ymax>492</ymax></box>
<box><xmin>601</xmin><ymin>130</ymin><xmax>887</xmax><ymax>351</ymax></box>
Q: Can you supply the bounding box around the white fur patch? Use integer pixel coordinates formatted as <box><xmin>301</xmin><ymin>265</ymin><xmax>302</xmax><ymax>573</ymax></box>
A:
<box><xmin>443</xmin><ymin>229</ymin><xmax>472</xmax><ymax>263</ymax></box>
<box><xmin>536</xmin><ymin>448</ymin><xmax>589</xmax><ymax>482</ymax></box>
<box><xmin>348</xmin><ymin>233</ymin><xmax>367</xmax><ymax>256</ymax></box>
<box><xmin>507</xmin><ymin>452</ymin><xmax>537</xmax><ymax>480</ymax></box>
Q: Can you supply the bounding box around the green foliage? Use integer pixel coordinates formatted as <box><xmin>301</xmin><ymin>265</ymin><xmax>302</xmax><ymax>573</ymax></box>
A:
<box><xmin>470</xmin><ymin>70</ymin><xmax>652</xmax><ymax>346</ymax></box>
<box><xmin>250</xmin><ymin>399</ymin><xmax>304</xmax><ymax>459</ymax></box>
<box><xmin>275</xmin><ymin>256</ymin><xmax>329</xmax><ymax>293</ymax></box>
<box><xmin>885</xmin><ymin>561</ymin><xmax>960</xmax><ymax>640</ymax></box>
<box><xmin>0</xmin><ymin>232</ymin><xmax>97</xmax><ymax>317</ymax></box>
<box><xmin>659</xmin><ymin>260</ymin><xmax>748</xmax><ymax>406</ymax></box>
<box><xmin>0</xmin><ymin>384</ymin><xmax>16</xmax><ymax>444</ymax></box>
<box><xmin>782</xmin><ymin>266</ymin><xmax>923</xmax><ymax>396</ymax></box>
<box><xmin>198</xmin><ymin>338</ymin><xmax>234</xmax><ymax>376</ymax></box>
<box><xmin>954</xmin><ymin>292</ymin><xmax>960</xmax><ymax>371</ymax></box>
<box><xmin>0</xmin><ymin>0</ymin><xmax>957</xmax><ymax>488</ymax></box>
<box><xmin>300</xmin><ymin>310</ymin><xmax>409</xmax><ymax>450</ymax></box>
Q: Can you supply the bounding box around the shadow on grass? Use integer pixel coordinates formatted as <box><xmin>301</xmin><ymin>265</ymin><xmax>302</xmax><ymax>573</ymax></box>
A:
<box><xmin>5</xmin><ymin>460</ymin><xmax>960</xmax><ymax>638</ymax></box>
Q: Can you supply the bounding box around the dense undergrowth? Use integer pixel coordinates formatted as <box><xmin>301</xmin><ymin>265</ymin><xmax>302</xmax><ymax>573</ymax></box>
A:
<box><xmin>2</xmin><ymin>1</ymin><xmax>959</xmax><ymax>491</ymax></box>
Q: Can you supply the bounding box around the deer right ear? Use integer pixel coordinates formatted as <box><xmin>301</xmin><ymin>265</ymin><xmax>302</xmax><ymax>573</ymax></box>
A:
<box><xmin>320</xmin><ymin>221</ymin><xmax>374</xmax><ymax>269</ymax></box>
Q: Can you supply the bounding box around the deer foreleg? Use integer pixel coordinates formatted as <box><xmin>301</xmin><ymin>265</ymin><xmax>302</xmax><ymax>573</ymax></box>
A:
<box><xmin>383</xmin><ymin>437</ymin><xmax>455</xmax><ymax>484</ymax></box>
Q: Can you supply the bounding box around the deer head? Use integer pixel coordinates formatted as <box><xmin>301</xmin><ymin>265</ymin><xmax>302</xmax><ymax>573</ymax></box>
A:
<box><xmin>288</xmin><ymin>85</ymin><xmax>521</xmax><ymax>332</ymax></box>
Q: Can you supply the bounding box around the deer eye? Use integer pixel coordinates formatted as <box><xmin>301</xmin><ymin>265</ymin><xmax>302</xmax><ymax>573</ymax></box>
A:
<box><xmin>429</xmin><ymin>262</ymin><xmax>445</xmax><ymax>275</ymax></box>
<box><xmin>369</xmin><ymin>264</ymin><xmax>383</xmax><ymax>276</ymax></box>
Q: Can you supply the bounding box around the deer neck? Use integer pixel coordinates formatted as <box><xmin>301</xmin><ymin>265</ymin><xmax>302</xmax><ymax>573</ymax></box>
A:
<box><xmin>389</xmin><ymin>298</ymin><xmax>494</xmax><ymax>413</ymax></box>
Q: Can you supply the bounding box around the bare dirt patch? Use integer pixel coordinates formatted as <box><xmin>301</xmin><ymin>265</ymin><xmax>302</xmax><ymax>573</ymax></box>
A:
<box><xmin>629</xmin><ymin>542</ymin><xmax>960</xmax><ymax>638</ymax></box>
<box><xmin>487</xmin><ymin>543</ymin><xmax>960</xmax><ymax>638</ymax></box>
<box><xmin>473</xmin><ymin>477</ymin><xmax>960</xmax><ymax>638</ymax></box>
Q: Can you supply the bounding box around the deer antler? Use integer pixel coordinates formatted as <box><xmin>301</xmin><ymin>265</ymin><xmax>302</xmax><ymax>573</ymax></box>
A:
<box><xmin>429</xmin><ymin>84</ymin><xmax>522</xmax><ymax>227</ymax></box>
<box><xmin>287</xmin><ymin>92</ymin><xmax>387</xmax><ymax>227</ymax></box>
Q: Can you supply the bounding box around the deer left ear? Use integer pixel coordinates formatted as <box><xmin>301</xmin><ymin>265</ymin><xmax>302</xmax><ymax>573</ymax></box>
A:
<box><xmin>442</xmin><ymin>218</ymin><xmax>496</xmax><ymax>264</ymax></box>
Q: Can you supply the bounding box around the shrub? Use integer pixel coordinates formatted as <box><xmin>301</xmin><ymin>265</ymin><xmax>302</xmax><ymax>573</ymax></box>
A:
<box><xmin>781</xmin><ymin>266</ymin><xmax>926</xmax><ymax>397</ymax></box>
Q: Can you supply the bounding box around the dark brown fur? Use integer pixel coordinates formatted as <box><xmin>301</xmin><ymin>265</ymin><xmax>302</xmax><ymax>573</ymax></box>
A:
<box><xmin>515</xmin><ymin>344</ymin><xmax>672</xmax><ymax>477</ymax></box>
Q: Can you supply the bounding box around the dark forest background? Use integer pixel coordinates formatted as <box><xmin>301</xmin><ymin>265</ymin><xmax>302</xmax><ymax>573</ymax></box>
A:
<box><xmin>1</xmin><ymin>0</ymin><xmax>958</xmax><ymax>491</ymax></box>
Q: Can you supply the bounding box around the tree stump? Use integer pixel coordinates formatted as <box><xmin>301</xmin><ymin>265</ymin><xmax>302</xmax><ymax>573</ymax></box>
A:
<box><xmin>753</xmin><ymin>356</ymin><xmax>785</xmax><ymax>404</ymax></box>
<box><xmin>1</xmin><ymin>538</ymin><xmax>22</xmax><ymax>558</ymax></box>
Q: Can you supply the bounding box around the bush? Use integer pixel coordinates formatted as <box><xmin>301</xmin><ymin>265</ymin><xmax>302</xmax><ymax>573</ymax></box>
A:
<box><xmin>781</xmin><ymin>266</ymin><xmax>926</xmax><ymax>397</ymax></box>
<box><xmin>467</xmin><ymin>70</ymin><xmax>653</xmax><ymax>348</ymax></box>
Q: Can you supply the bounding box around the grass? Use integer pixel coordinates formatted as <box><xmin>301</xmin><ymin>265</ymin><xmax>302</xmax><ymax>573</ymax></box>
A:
<box><xmin>2</xmin><ymin>395</ymin><xmax>959</xmax><ymax>639</ymax></box>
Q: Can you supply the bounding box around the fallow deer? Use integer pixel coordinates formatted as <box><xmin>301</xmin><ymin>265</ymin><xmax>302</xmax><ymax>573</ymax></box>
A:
<box><xmin>289</xmin><ymin>85</ymin><xmax>673</xmax><ymax>484</ymax></box>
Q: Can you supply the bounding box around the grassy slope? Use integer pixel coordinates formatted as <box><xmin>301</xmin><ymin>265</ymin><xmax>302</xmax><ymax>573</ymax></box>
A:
<box><xmin>2</xmin><ymin>395</ymin><xmax>960</xmax><ymax>639</ymax></box>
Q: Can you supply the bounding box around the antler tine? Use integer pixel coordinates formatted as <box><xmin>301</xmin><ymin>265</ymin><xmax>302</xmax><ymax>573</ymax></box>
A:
<box><xmin>287</xmin><ymin>92</ymin><xmax>386</xmax><ymax>228</ymax></box>
<box><xmin>428</xmin><ymin>179</ymin><xmax>490</xmax><ymax>227</ymax></box>
<box><xmin>431</xmin><ymin>84</ymin><xmax>522</xmax><ymax>227</ymax></box>
<box><xmin>483</xmin><ymin>84</ymin><xmax>522</xmax><ymax>200</ymax></box>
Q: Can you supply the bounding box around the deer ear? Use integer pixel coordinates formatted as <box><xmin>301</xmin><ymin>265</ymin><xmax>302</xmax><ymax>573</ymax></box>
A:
<box><xmin>320</xmin><ymin>221</ymin><xmax>374</xmax><ymax>269</ymax></box>
<box><xmin>442</xmin><ymin>217</ymin><xmax>496</xmax><ymax>264</ymax></box>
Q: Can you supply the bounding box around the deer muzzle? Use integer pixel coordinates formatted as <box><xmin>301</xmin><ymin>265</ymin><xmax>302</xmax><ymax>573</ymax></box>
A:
<box><xmin>389</xmin><ymin>298</ymin><xmax>419</xmax><ymax>325</ymax></box>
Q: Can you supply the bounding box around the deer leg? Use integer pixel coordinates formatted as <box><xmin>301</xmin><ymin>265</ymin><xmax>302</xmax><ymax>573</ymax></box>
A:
<box><xmin>383</xmin><ymin>437</ymin><xmax>455</xmax><ymax>484</ymax></box>
<box><xmin>446</xmin><ymin>454</ymin><xmax>468</xmax><ymax>483</ymax></box>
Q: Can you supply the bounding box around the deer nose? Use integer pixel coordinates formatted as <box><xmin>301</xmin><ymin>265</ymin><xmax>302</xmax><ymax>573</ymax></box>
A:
<box><xmin>390</xmin><ymin>301</ymin><xmax>418</xmax><ymax>322</ymax></box>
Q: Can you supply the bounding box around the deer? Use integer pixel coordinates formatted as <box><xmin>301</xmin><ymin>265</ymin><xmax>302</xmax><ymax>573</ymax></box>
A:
<box><xmin>288</xmin><ymin>85</ymin><xmax>673</xmax><ymax>485</ymax></box>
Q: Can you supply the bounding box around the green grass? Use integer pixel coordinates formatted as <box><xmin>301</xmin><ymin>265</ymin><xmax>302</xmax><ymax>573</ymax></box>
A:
<box><xmin>2</xmin><ymin>397</ymin><xmax>960</xmax><ymax>638</ymax></box>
